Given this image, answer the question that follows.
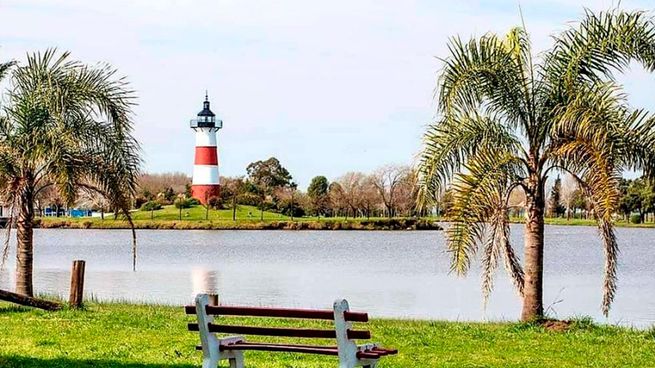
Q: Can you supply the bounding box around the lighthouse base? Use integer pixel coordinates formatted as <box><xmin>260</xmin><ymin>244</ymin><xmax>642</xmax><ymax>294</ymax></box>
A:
<box><xmin>191</xmin><ymin>185</ymin><xmax>221</xmax><ymax>204</ymax></box>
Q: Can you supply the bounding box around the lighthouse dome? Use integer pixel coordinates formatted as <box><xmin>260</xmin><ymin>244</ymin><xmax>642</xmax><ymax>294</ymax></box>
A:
<box><xmin>192</xmin><ymin>92</ymin><xmax>221</xmax><ymax>128</ymax></box>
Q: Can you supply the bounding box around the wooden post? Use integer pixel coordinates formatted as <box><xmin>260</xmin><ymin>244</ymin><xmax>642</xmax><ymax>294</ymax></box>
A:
<box><xmin>69</xmin><ymin>260</ymin><xmax>86</xmax><ymax>308</ymax></box>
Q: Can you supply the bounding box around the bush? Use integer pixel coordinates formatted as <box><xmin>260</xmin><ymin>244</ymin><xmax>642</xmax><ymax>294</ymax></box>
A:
<box><xmin>630</xmin><ymin>214</ymin><xmax>642</xmax><ymax>224</ymax></box>
<box><xmin>207</xmin><ymin>196</ymin><xmax>223</xmax><ymax>209</ymax></box>
<box><xmin>140</xmin><ymin>201</ymin><xmax>162</xmax><ymax>211</ymax></box>
<box><xmin>174</xmin><ymin>198</ymin><xmax>197</xmax><ymax>209</ymax></box>
<box><xmin>238</xmin><ymin>192</ymin><xmax>261</xmax><ymax>206</ymax></box>
<box><xmin>135</xmin><ymin>196</ymin><xmax>148</xmax><ymax>209</ymax></box>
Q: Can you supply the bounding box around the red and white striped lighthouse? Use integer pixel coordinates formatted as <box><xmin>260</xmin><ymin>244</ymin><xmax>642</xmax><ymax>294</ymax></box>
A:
<box><xmin>190</xmin><ymin>93</ymin><xmax>222</xmax><ymax>204</ymax></box>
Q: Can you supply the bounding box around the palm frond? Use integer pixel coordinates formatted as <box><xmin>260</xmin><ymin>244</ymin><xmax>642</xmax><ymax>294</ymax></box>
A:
<box><xmin>438</xmin><ymin>33</ymin><xmax>532</xmax><ymax>131</ymax></box>
<box><xmin>417</xmin><ymin>111</ymin><xmax>523</xmax><ymax>208</ymax></box>
<box><xmin>445</xmin><ymin>152</ymin><xmax>525</xmax><ymax>279</ymax></box>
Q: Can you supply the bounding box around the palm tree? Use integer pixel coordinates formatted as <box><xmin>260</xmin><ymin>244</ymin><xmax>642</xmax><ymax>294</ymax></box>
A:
<box><xmin>0</xmin><ymin>50</ymin><xmax>140</xmax><ymax>296</ymax></box>
<box><xmin>417</xmin><ymin>10</ymin><xmax>655</xmax><ymax>321</ymax></box>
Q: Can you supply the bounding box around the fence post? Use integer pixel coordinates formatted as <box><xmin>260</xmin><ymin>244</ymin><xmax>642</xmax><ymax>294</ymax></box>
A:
<box><xmin>69</xmin><ymin>260</ymin><xmax>86</xmax><ymax>308</ymax></box>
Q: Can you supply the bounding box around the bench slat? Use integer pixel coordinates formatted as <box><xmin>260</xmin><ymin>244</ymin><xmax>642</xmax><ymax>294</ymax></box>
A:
<box><xmin>188</xmin><ymin>323</ymin><xmax>370</xmax><ymax>339</ymax></box>
<box><xmin>357</xmin><ymin>351</ymin><xmax>381</xmax><ymax>359</ymax></box>
<box><xmin>210</xmin><ymin>324</ymin><xmax>334</xmax><ymax>338</ymax></box>
<box><xmin>220</xmin><ymin>342</ymin><xmax>340</xmax><ymax>356</ymax></box>
<box><xmin>184</xmin><ymin>305</ymin><xmax>368</xmax><ymax>322</ymax></box>
<box><xmin>197</xmin><ymin>343</ymin><xmax>338</xmax><ymax>351</ymax></box>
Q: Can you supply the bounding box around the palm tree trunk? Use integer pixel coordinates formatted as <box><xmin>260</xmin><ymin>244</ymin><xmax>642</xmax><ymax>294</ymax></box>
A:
<box><xmin>15</xmin><ymin>183</ymin><xmax>35</xmax><ymax>296</ymax></box>
<box><xmin>521</xmin><ymin>177</ymin><xmax>545</xmax><ymax>321</ymax></box>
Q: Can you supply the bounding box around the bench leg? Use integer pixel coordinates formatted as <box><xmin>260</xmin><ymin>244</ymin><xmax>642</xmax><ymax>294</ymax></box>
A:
<box><xmin>202</xmin><ymin>356</ymin><xmax>219</xmax><ymax>368</ymax></box>
<box><xmin>228</xmin><ymin>352</ymin><xmax>244</xmax><ymax>368</ymax></box>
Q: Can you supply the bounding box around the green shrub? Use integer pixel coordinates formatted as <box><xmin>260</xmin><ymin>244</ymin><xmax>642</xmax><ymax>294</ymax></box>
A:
<box><xmin>140</xmin><ymin>201</ymin><xmax>162</xmax><ymax>211</ymax></box>
<box><xmin>174</xmin><ymin>198</ymin><xmax>197</xmax><ymax>209</ymax></box>
<box><xmin>630</xmin><ymin>214</ymin><xmax>642</xmax><ymax>224</ymax></box>
<box><xmin>207</xmin><ymin>196</ymin><xmax>223</xmax><ymax>209</ymax></box>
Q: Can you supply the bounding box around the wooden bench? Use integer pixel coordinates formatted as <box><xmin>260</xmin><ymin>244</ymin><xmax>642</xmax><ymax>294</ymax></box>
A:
<box><xmin>185</xmin><ymin>293</ymin><xmax>398</xmax><ymax>368</ymax></box>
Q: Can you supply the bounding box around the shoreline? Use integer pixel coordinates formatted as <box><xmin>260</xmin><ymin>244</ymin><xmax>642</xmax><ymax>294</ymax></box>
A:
<box><xmin>32</xmin><ymin>217</ymin><xmax>655</xmax><ymax>230</ymax></box>
<box><xmin>35</xmin><ymin>218</ymin><xmax>444</xmax><ymax>231</ymax></box>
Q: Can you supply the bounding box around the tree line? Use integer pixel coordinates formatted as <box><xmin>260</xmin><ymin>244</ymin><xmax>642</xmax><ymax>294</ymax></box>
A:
<box><xmin>121</xmin><ymin>157</ymin><xmax>420</xmax><ymax>220</ymax></box>
<box><xmin>547</xmin><ymin>175</ymin><xmax>655</xmax><ymax>224</ymax></box>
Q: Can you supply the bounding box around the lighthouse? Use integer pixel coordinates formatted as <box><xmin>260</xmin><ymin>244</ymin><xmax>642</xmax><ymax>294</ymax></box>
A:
<box><xmin>190</xmin><ymin>93</ymin><xmax>222</xmax><ymax>204</ymax></box>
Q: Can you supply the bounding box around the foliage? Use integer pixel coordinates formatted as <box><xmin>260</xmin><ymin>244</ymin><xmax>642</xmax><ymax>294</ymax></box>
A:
<box><xmin>140</xmin><ymin>201</ymin><xmax>162</xmax><ymax>212</ymax></box>
<box><xmin>137</xmin><ymin>172</ymin><xmax>189</xmax><ymax>199</ymax></box>
<box><xmin>307</xmin><ymin>176</ymin><xmax>330</xmax><ymax>216</ymax></box>
<box><xmin>416</xmin><ymin>10</ymin><xmax>655</xmax><ymax>319</ymax></box>
<box><xmin>548</xmin><ymin>176</ymin><xmax>565</xmax><ymax>217</ymax></box>
<box><xmin>174</xmin><ymin>197</ymin><xmax>197</xmax><ymax>209</ymax></box>
<box><xmin>246</xmin><ymin>157</ymin><xmax>292</xmax><ymax>191</ymax></box>
<box><xmin>207</xmin><ymin>196</ymin><xmax>222</xmax><ymax>210</ymax></box>
<box><xmin>618</xmin><ymin>177</ymin><xmax>655</xmax><ymax>223</ymax></box>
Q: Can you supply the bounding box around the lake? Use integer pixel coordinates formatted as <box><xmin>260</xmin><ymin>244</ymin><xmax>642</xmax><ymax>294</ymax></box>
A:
<box><xmin>0</xmin><ymin>225</ymin><xmax>653</xmax><ymax>327</ymax></box>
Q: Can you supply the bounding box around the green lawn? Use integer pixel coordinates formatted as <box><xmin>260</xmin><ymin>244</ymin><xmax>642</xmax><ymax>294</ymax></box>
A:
<box><xmin>42</xmin><ymin>205</ymin><xmax>403</xmax><ymax>223</ymax></box>
<box><xmin>39</xmin><ymin>205</ymin><xmax>655</xmax><ymax>229</ymax></box>
<box><xmin>37</xmin><ymin>205</ymin><xmax>442</xmax><ymax>230</ymax></box>
<box><xmin>0</xmin><ymin>303</ymin><xmax>653</xmax><ymax>367</ymax></box>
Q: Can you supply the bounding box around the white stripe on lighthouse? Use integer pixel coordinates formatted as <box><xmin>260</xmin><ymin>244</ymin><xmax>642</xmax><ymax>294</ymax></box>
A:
<box><xmin>195</xmin><ymin>128</ymin><xmax>217</xmax><ymax>146</ymax></box>
<box><xmin>192</xmin><ymin>165</ymin><xmax>220</xmax><ymax>185</ymax></box>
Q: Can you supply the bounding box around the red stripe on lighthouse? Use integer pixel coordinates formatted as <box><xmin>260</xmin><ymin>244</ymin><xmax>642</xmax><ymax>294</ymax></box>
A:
<box><xmin>194</xmin><ymin>146</ymin><xmax>218</xmax><ymax>165</ymax></box>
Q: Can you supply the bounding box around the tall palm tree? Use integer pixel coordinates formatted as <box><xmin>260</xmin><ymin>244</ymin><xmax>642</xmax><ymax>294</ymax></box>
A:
<box><xmin>0</xmin><ymin>49</ymin><xmax>140</xmax><ymax>296</ymax></box>
<box><xmin>417</xmin><ymin>10</ymin><xmax>655</xmax><ymax>321</ymax></box>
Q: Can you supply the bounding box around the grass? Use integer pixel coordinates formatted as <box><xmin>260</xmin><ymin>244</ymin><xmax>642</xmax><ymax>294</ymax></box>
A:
<box><xmin>540</xmin><ymin>217</ymin><xmax>655</xmax><ymax>228</ymax></box>
<box><xmin>0</xmin><ymin>302</ymin><xmax>654</xmax><ymax>367</ymax></box>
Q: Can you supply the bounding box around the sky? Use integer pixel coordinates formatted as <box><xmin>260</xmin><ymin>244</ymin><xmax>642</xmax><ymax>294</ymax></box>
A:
<box><xmin>0</xmin><ymin>0</ymin><xmax>654</xmax><ymax>188</ymax></box>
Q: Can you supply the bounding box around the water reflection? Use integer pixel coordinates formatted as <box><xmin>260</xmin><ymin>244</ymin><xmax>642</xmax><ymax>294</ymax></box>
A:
<box><xmin>0</xmin><ymin>227</ymin><xmax>653</xmax><ymax>327</ymax></box>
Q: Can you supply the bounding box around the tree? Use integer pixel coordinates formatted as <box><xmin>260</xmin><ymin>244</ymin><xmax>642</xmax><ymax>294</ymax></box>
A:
<box><xmin>417</xmin><ymin>10</ymin><xmax>655</xmax><ymax>321</ymax></box>
<box><xmin>328</xmin><ymin>182</ymin><xmax>347</xmax><ymax>218</ymax></box>
<box><xmin>138</xmin><ymin>172</ymin><xmax>189</xmax><ymax>199</ymax></box>
<box><xmin>394</xmin><ymin>169</ymin><xmax>418</xmax><ymax>217</ymax></box>
<box><xmin>0</xmin><ymin>50</ymin><xmax>140</xmax><ymax>296</ymax></box>
<box><xmin>333</xmin><ymin>172</ymin><xmax>365</xmax><ymax>218</ymax></box>
<box><xmin>275</xmin><ymin>183</ymin><xmax>305</xmax><ymax>220</ymax></box>
<box><xmin>359</xmin><ymin>176</ymin><xmax>381</xmax><ymax>219</ymax></box>
<box><xmin>221</xmin><ymin>176</ymin><xmax>246</xmax><ymax>221</ymax></box>
<box><xmin>548</xmin><ymin>176</ymin><xmax>565</xmax><ymax>217</ymax></box>
<box><xmin>307</xmin><ymin>176</ymin><xmax>330</xmax><ymax>217</ymax></box>
<box><xmin>371</xmin><ymin>165</ymin><xmax>409</xmax><ymax>218</ymax></box>
<box><xmin>246</xmin><ymin>157</ymin><xmax>293</xmax><ymax>220</ymax></box>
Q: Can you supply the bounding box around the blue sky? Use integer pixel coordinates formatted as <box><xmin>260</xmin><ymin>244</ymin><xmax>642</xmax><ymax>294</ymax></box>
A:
<box><xmin>0</xmin><ymin>0</ymin><xmax>653</xmax><ymax>188</ymax></box>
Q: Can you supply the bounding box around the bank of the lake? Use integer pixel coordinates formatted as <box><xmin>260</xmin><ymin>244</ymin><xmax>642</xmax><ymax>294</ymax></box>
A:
<box><xmin>0</xmin><ymin>303</ymin><xmax>653</xmax><ymax>368</ymax></box>
<box><xmin>36</xmin><ymin>217</ymin><xmax>443</xmax><ymax>231</ymax></box>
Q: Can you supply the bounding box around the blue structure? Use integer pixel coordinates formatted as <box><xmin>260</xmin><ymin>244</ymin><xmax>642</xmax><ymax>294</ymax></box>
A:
<box><xmin>68</xmin><ymin>208</ymin><xmax>92</xmax><ymax>218</ymax></box>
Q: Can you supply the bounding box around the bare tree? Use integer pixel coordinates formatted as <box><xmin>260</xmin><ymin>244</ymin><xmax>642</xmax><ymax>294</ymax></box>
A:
<box><xmin>371</xmin><ymin>165</ymin><xmax>409</xmax><ymax>218</ymax></box>
<box><xmin>333</xmin><ymin>172</ymin><xmax>365</xmax><ymax>218</ymax></box>
<box><xmin>138</xmin><ymin>172</ymin><xmax>190</xmax><ymax>198</ymax></box>
<box><xmin>394</xmin><ymin>169</ymin><xmax>417</xmax><ymax>217</ymax></box>
<box><xmin>560</xmin><ymin>175</ymin><xmax>579</xmax><ymax>220</ymax></box>
<box><xmin>359</xmin><ymin>176</ymin><xmax>381</xmax><ymax>219</ymax></box>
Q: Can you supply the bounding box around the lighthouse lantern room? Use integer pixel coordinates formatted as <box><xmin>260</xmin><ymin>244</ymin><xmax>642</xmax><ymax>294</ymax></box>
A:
<box><xmin>190</xmin><ymin>93</ymin><xmax>222</xmax><ymax>204</ymax></box>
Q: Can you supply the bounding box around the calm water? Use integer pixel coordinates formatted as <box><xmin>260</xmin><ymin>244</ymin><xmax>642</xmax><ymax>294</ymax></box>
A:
<box><xmin>0</xmin><ymin>225</ymin><xmax>653</xmax><ymax>327</ymax></box>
